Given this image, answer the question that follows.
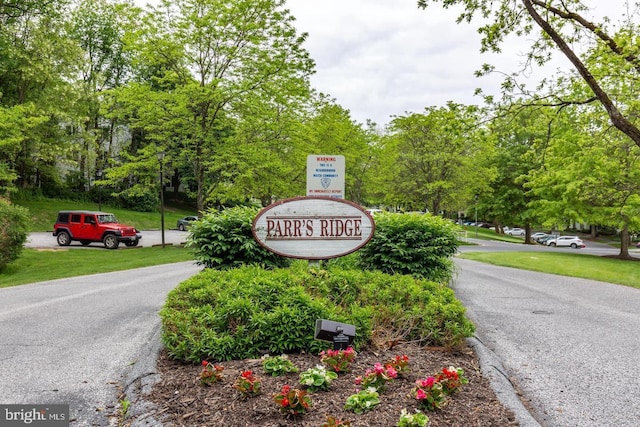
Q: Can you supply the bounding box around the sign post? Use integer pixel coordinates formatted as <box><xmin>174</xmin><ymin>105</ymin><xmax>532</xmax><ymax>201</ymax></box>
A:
<box><xmin>306</xmin><ymin>155</ymin><xmax>345</xmax><ymax>199</ymax></box>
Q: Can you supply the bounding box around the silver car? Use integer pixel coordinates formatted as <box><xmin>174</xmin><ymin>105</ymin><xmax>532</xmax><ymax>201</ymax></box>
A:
<box><xmin>506</xmin><ymin>227</ymin><xmax>525</xmax><ymax>236</ymax></box>
<box><xmin>176</xmin><ymin>216</ymin><xmax>198</xmax><ymax>231</ymax></box>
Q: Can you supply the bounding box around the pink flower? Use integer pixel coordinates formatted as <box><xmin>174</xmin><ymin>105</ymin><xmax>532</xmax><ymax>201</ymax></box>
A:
<box><xmin>355</xmin><ymin>377</ymin><xmax>362</xmax><ymax>385</ymax></box>
<box><xmin>419</xmin><ymin>376</ymin><xmax>436</xmax><ymax>388</ymax></box>
<box><xmin>416</xmin><ymin>389</ymin><xmax>427</xmax><ymax>400</ymax></box>
<box><xmin>386</xmin><ymin>366</ymin><xmax>398</xmax><ymax>378</ymax></box>
<box><xmin>373</xmin><ymin>363</ymin><xmax>384</xmax><ymax>374</ymax></box>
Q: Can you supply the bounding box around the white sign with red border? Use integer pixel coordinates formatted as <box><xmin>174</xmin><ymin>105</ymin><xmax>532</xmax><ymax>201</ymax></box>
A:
<box><xmin>306</xmin><ymin>155</ymin><xmax>345</xmax><ymax>198</ymax></box>
<box><xmin>252</xmin><ymin>196</ymin><xmax>375</xmax><ymax>259</ymax></box>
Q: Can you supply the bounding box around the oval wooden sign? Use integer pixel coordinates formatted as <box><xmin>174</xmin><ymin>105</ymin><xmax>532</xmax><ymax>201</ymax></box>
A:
<box><xmin>252</xmin><ymin>196</ymin><xmax>375</xmax><ymax>260</ymax></box>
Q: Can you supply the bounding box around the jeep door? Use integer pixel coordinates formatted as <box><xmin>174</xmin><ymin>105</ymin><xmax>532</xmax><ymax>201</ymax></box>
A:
<box><xmin>82</xmin><ymin>214</ymin><xmax>102</xmax><ymax>241</ymax></box>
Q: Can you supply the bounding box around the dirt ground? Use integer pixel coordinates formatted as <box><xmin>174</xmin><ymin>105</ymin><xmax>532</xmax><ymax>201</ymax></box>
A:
<box><xmin>135</xmin><ymin>343</ymin><xmax>520</xmax><ymax>426</ymax></box>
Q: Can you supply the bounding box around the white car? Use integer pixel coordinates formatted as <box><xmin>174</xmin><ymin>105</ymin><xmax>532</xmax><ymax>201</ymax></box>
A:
<box><xmin>506</xmin><ymin>228</ymin><xmax>525</xmax><ymax>236</ymax></box>
<box><xmin>546</xmin><ymin>235</ymin><xmax>585</xmax><ymax>249</ymax></box>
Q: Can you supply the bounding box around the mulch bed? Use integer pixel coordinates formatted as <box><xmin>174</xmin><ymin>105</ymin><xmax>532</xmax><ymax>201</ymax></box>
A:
<box><xmin>139</xmin><ymin>343</ymin><xmax>519</xmax><ymax>426</ymax></box>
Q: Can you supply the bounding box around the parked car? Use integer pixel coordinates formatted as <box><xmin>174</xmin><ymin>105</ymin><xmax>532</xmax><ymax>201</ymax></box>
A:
<box><xmin>537</xmin><ymin>235</ymin><xmax>556</xmax><ymax>245</ymax></box>
<box><xmin>176</xmin><ymin>216</ymin><xmax>199</xmax><ymax>231</ymax></box>
<box><xmin>546</xmin><ymin>235</ymin><xmax>585</xmax><ymax>249</ymax></box>
<box><xmin>53</xmin><ymin>210</ymin><xmax>141</xmax><ymax>249</ymax></box>
<box><xmin>531</xmin><ymin>232</ymin><xmax>548</xmax><ymax>242</ymax></box>
<box><xmin>506</xmin><ymin>227</ymin><xmax>525</xmax><ymax>236</ymax></box>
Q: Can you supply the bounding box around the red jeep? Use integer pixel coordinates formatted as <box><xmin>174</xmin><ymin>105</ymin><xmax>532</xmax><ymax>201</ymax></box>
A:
<box><xmin>53</xmin><ymin>210</ymin><xmax>142</xmax><ymax>249</ymax></box>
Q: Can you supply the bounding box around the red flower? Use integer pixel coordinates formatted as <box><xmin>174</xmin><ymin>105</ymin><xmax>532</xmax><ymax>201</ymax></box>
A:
<box><xmin>201</xmin><ymin>360</ymin><xmax>208</xmax><ymax>366</ymax></box>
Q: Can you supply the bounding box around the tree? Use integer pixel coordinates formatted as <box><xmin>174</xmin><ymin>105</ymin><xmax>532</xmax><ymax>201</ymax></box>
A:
<box><xmin>67</xmin><ymin>0</ymin><xmax>137</xmax><ymax>184</ymax></box>
<box><xmin>0</xmin><ymin>0</ymin><xmax>60</xmax><ymax>25</ymax></box>
<box><xmin>525</xmin><ymin>81</ymin><xmax>640</xmax><ymax>259</ymax></box>
<box><xmin>377</xmin><ymin>103</ymin><xmax>494</xmax><ymax>215</ymax></box>
<box><xmin>0</xmin><ymin>0</ymin><xmax>80</xmax><ymax>194</ymax></box>
<box><xmin>481</xmin><ymin>104</ymin><xmax>555</xmax><ymax>241</ymax></box>
<box><xmin>116</xmin><ymin>0</ymin><xmax>314</xmax><ymax>212</ymax></box>
<box><xmin>418</xmin><ymin>0</ymin><xmax>640</xmax><ymax>149</ymax></box>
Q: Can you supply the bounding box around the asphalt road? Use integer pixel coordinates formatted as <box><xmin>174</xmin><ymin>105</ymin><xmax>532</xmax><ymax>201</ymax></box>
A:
<box><xmin>10</xmin><ymin>233</ymin><xmax>640</xmax><ymax>426</ymax></box>
<box><xmin>453</xmin><ymin>258</ymin><xmax>640</xmax><ymax>427</ymax></box>
<box><xmin>0</xmin><ymin>262</ymin><xmax>201</xmax><ymax>425</ymax></box>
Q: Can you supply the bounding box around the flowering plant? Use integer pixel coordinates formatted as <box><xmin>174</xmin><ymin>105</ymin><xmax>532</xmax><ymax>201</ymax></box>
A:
<box><xmin>233</xmin><ymin>370</ymin><xmax>262</xmax><ymax>398</ymax></box>
<box><xmin>344</xmin><ymin>387</ymin><xmax>380</xmax><ymax>414</ymax></box>
<box><xmin>321</xmin><ymin>415</ymin><xmax>351</xmax><ymax>427</ymax></box>
<box><xmin>273</xmin><ymin>385</ymin><xmax>312</xmax><ymax>417</ymax></box>
<box><xmin>262</xmin><ymin>354</ymin><xmax>299</xmax><ymax>377</ymax></box>
<box><xmin>384</xmin><ymin>354</ymin><xmax>410</xmax><ymax>377</ymax></box>
<box><xmin>412</xmin><ymin>376</ymin><xmax>447</xmax><ymax>411</ymax></box>
<box><xmin>397</xmin><ymin>408</ymin><xmax>429</xmax><ymax>427</ymax></box>
<box><xmin>199</xmin><ymin>361</ymin><xmax>224</xmax><ymax>386</ymax></box>
<box><xmin>436</xmin><ymin>366</ymin><xmax>468</xmax><ymax>394</ymax></box>
<box><xmin>319</xmin><ymin>346</ymin><xmax>356</xmax><ymax>373</ymax></box>
<box><xmin>299</xmin><ymin>365</ymin><xmax>338</xmax><ymax>392</ymax></box>
<box><xmin>354</xmin><ymin>362</ymin><xmax>398</xmax><ymax>392</ymax></box>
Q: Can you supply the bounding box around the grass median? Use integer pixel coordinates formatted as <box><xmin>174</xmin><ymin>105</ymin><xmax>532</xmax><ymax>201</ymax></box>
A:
<box><xmin>459</xmin><ymin>251</ymin><xmax>640</xmax><ymax>289</ymax></box>
<box><xmin>0</xmin><ymin>246</ymin><xmax>194</xmax><ymax>288</ymax></box>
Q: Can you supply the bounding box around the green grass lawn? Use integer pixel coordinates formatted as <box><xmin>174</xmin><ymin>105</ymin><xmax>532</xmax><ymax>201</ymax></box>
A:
<box><xmin>459</xmin><ymin>251</ymin><xmax>640</xmax><ymax>289</ymax></box>
<box><xmin>459</xmin><ymin>226</ymin><xmax>524</xmax><ymax>243</ymax></box>
<box><xmin>1</xmin><ymin>246</ymin><xmax>195</xmax><ymax>288</ymax></box>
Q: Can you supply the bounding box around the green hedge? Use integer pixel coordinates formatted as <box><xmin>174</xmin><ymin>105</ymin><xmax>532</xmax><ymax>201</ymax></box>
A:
<box><xmin>0</xmin><ymin>199</ymin><xmax>30</xmax><ymax>271</ymax></box>
<box><xmin>160</xmin><ymin>262</ymin><xmax>475</xmax><ymax>363</ymax></box>
<box><xmin>357</xmin><ymin>212</ymin><xmax>460</xmax><ymax>282</ymax></box>
<box><xmin>186</xmin><ymin>206</ymin><xmax>290</xmax><ymax>270</ymax></box>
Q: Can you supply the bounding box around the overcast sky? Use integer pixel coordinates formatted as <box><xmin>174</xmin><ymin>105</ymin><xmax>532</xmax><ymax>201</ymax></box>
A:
<box><xmin>139</xmin><ymin>0</ymin><xmax>622</xmax><ymax>127</ymax></box>
<box><xmin>286</xmin><ymin>0</ymin><xmax>626</xmax><ymax>126</ymax></box>
<box><xmin>285</xmin><ymin>0</ymin><xmax>526</xmax><ymax>126</ymax></box>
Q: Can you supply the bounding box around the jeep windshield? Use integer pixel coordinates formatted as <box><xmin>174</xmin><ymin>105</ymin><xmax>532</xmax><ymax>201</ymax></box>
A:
<box><xmin>97</xmin><ymin>214</ymin><xmax>118</xmax><ymax>224</ymax></box>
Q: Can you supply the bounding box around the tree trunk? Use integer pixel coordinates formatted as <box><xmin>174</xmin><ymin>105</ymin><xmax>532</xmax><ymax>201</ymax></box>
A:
<box><xmin>523</xmin><ymin>0</ymin><xmax>640</xmax><ymax>149</ymax></box>
<box><xmin>618</xmin><ymin>224</ymin><xmax>630</xmax><ymax>259</ymax></box>
<box><xmin>524</xmin><ymin>223</ymin><xmax>532</xmax><ymax>244</ymax></box>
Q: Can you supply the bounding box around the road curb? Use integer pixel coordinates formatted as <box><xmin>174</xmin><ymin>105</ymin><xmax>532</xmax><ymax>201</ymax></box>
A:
<box><xmin>467</xmin><ymin>336</ymin><xmax>542</xmax><ymax>427</ymax></box>
<box><xmin>121</xmin><ymin>324</ymin><xmax>165</xmax><ymax>427</ymax></box>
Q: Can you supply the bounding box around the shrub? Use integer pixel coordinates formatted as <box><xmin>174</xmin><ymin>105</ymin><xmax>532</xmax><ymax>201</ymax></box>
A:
<box><xmin>263</xmin><ymin>355</ymin><xmax>299</xmax><ymax>377</ymax></box>
<box><xmin>0</xmin><ymin>199</ymin><xmax>30</xmax><ymax>271</ymax></box>
<box><xmin>299</xmin><ymin>365</ymin><xmax>338</xmax><ymax>392</ymax></box>
<box><xmin>344</xmin><ymin>387</ymin><xmax>380</xmax><ymax>413</ymax></box>
<box><xmin>186</xmin><ymin>206</ymin><xmax>290</xmax><ymax>269</ymax></box>
<box><xmin>160</xmin><ymin>263</ymin><xmax>474</xmax><ymax>363</ymax></box>
<box><xmin>356</xmin><ymin>212</ymin><xmax>460</xmax><ymax>282</ymax></box>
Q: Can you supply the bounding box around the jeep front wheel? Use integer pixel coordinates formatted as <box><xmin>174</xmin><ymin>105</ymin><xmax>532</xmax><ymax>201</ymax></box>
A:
<box><xmin>103</xmin><ymin>234</ymin><xmax>120</xmax><ymax>249</ymax></box>
<box><xmin>56</xmin><ymin>231</ymin><xmax>71</xmax><ymax>246</ymax></box>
